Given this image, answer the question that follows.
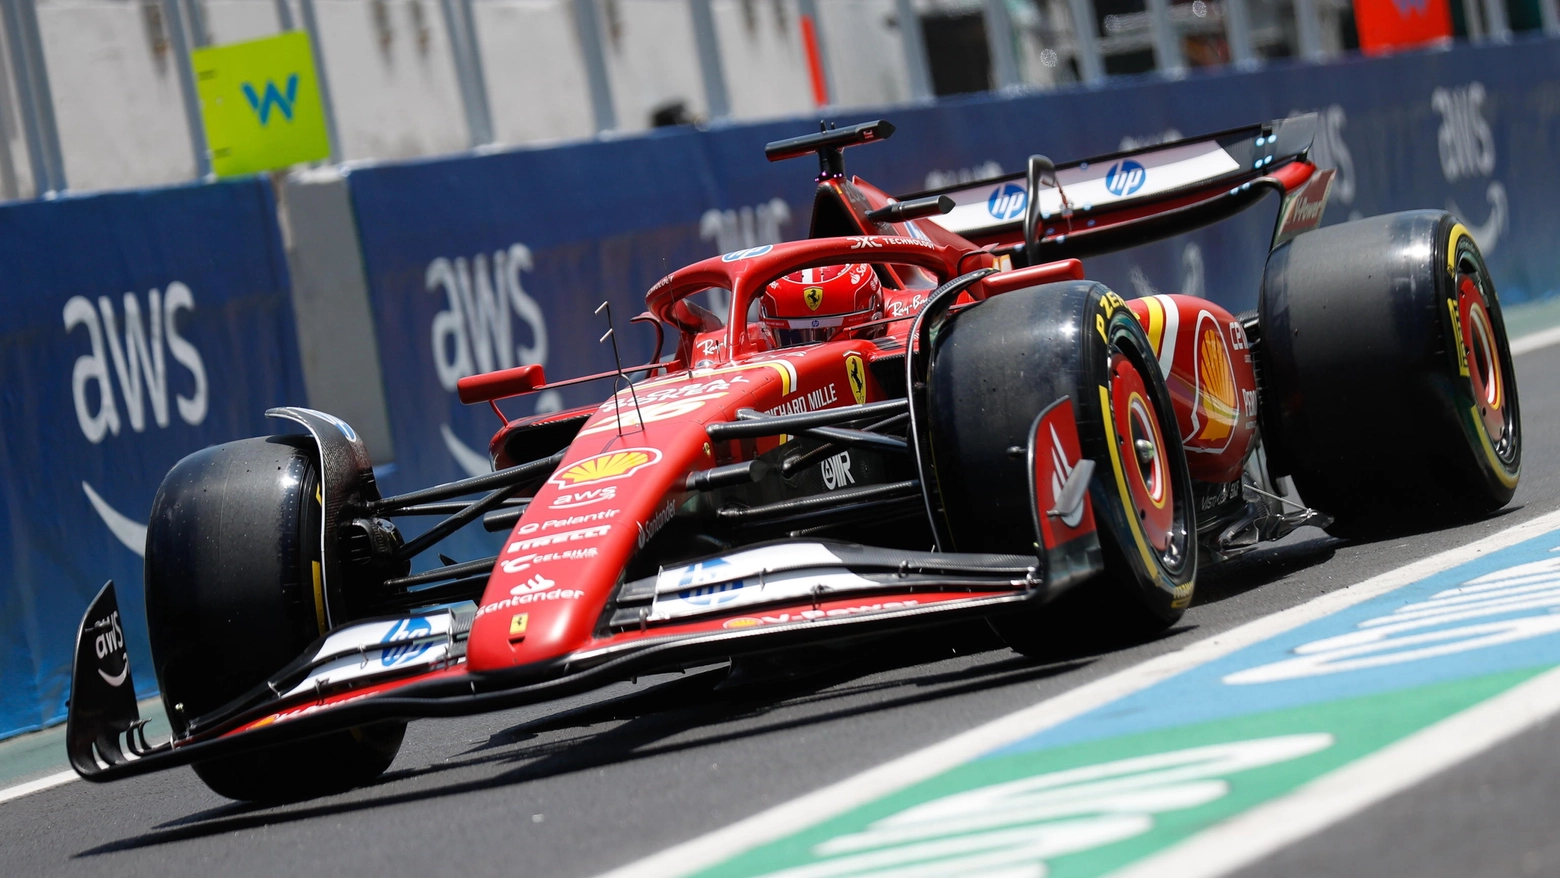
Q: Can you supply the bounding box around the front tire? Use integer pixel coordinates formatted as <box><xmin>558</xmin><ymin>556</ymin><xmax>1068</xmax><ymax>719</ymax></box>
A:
<box><xmin>925</xmin><ymin>281</ymin><xmax>1196</xmax><ymax>654</ymax></box>
<box><xmin>145</xmin><ymin>436</ymin><xmax>405</xmax><ymax>801</ymax></box>
<box><xmin>1258</xmin><ymin>210</ymin><xmax>1520</xmax><ymax>537</ymax></box>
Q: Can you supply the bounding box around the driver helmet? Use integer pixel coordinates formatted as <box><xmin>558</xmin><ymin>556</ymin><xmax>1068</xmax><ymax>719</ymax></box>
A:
<box><xmin>761</xmin><ymin>264</ymin><xmax>883</xmax><ymax>347</ymax></box>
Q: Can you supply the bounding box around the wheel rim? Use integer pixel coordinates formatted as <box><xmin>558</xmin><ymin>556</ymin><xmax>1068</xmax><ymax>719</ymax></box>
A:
<box><xmin>1455</xmin><ymin>258</ymin><xmax>1516</xmax><ymax>465</ymax></box>
<box><xmin>1109</xmin><ymin>351</ymin><xmax>1175</xmax><ymax>556</ymax></box>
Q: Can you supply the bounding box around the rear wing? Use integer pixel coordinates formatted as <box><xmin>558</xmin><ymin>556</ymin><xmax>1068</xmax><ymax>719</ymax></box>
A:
<box><xmin>907</xmin><ymin>114</ymin><xmax>1318</xmax><ymax>259</ymax></box>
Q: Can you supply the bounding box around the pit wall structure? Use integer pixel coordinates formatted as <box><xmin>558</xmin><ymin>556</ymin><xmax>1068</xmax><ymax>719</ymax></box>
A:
<box><xmin>3</xmin><ymin>36</ymin><xmax>1557</xmax><ymax>739</ymax></box>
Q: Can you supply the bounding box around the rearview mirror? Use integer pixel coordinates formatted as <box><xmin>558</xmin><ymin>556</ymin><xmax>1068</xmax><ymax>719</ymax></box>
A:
<box><xmin>1024</xmin><ymin>154</ymin><xmax>1058</xmax><ymax>256</ymax></box>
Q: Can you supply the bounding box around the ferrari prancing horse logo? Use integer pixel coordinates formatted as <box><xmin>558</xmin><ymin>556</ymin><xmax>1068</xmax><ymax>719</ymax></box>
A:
<box><xmin>804</xmin><ymin>287</ymin><xmax>825</xmax><ymax>311</ymax></box>
<box><xmin>845</xmin><ymin>354</ymin><xmax>868</xmax><ymax>405</ymax></box>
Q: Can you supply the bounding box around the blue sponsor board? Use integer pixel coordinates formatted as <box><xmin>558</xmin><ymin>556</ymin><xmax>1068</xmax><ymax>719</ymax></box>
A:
<box><xmin>343</xmin><ymin>132</ymin><xmax>730</xmax><ymax>565</ymax></box>
<box><xmin>6</xmin><ymin>34</ymin><xmax>1559</xmax><ymax>744</ymax></box>
<box><xmin>345</xmin><ymin>37</ymin><xmax>1560</xmax><ymax>537</ymax></box>
<box><xmin>0</xmin><ymin>179</ymin><xmax>306</xmax><ymax>738</ymax></box>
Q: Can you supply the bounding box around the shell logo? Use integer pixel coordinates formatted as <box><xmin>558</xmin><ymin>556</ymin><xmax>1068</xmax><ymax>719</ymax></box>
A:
<box><xmin>549</xmin><ymin>448</ymin><xmax>663</xmax><ymax>487</ymax></box>
<box><xmin>1193</xmin><ymin>316</ymin><xmax>1238</xmax><ymax>446</ymax></box>
<box><xmin>723</xmin><ymin>617</ymin><xmax>763</xmax><ymax>629</ymax></box>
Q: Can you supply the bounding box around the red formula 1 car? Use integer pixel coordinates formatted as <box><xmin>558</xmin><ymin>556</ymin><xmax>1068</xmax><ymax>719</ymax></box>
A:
<box><xmin>67</xmin><ymin>117</ymin><xmax>1521</xmax><ymax>801</ymax></box>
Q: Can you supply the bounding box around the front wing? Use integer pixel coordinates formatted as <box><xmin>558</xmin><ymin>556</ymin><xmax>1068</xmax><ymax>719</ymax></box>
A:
<box><xmin>66</xmin><ymin>549</ymin><xmax>1057</xmax><ymax>783</ymax></box>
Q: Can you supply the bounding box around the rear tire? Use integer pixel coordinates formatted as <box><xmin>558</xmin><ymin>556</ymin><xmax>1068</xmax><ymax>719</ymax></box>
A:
<box><xmin>1258</xmin><ymin>211</ymin><xmax>1520</xmax><ymax>537</ymax></box>
<box><xmin>145</xmin><ymin>436</ymin><xmax>405</xmax><ymax>801</ymax></box>
<box><xmin>925</xmin><ymin>281</ymin><xmax>1196</xmax><ymax>656</ymax></box>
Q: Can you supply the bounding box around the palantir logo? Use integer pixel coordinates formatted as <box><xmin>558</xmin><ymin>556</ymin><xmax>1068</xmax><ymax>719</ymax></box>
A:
<box><xmin>1105</xmin><ymin>160</ymin><xmax>1147</xmax><ymax>197</ymax></box>
<box><xmin>242</xmin><ymin>74</ymin><xmax>299</xmax><ymax>126</ymax></box>
<box><xmin>986</xmin><ymin>183</ymin><xmax>1027</xmax><ymax>221</ymax></box>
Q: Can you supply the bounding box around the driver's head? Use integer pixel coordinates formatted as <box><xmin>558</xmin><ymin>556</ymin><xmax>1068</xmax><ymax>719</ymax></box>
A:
<box><xmin>761</xmin><ymin>264</ymin><xmax>883</xmax><ymax>347</ymax></box>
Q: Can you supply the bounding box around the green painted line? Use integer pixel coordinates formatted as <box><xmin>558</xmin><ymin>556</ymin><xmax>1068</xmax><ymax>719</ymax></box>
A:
<box><xmin>696</xmin><ymin>668</ymin><xmax>1538</xmax><ymax>877</ymax></box>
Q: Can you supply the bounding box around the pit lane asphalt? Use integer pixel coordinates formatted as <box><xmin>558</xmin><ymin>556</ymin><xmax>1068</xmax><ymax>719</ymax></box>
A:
<box><xmin>5</xmin><ymin>340</ymin><xmax>1560</xmax><ymax>878</ymax></box>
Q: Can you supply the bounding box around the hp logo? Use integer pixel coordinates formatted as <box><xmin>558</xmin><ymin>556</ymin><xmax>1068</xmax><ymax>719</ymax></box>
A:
<box><xmin>380</xmin><ymin>616</ymin><xmax>433</xmax><ymax>667</ymax></box>
<box><xmin>721</xmin><ymin>245</ymin><xmax>774</xmax><ymax>262</ymax></box>
<box><xmin>986</xmin><ymin>183</ymin><xmax>1027</xmax><ymax>221</ymax></box>
<box><xmin>675</xmin><ymin>559</ymin><xmax>747</xmax><ymax>606</ymax></box>
<box><xmin>1104</xmin><ymin>160</ymin><xmax>1147</xmax><ymax>197</ymax></box>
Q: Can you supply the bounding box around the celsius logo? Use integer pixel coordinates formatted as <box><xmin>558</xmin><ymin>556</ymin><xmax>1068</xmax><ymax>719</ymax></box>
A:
<box><xmin>986</xmin><ymin>183</ymin><xmax>1027</xmax><ymax>221</ymax></box>
<box><xmin>379</xmin><ymin>616</ymin><xmax>433</xmax><ymax>667</ymax></box>
<box><xmin>1105</xmin><ymin>160</ymin><xmax>1147</xmax><ymax>196</ymax></box>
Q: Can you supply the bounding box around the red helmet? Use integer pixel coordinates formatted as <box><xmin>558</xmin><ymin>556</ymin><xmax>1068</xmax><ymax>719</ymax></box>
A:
<box><xmin>761</xmin><ymin>264</ymin><xmax>883</xmax><ymax>347</ymax></box>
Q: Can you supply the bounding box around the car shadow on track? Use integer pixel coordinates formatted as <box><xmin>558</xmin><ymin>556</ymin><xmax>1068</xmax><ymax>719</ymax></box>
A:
<box><xmin>1192</xmin><ymin>532</ymin><xmax>1341</xmax><ymax>607</ymax></box>
<box><xmin>73</xmin><ymin>624</ymin><xmax>1093</xmax><ymax>858</ymax></box>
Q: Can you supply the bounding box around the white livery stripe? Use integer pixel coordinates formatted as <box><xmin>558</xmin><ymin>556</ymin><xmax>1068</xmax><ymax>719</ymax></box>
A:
<box><xmin>1152</xmin><ymin>294</ymin><xmax>1180</xmax><ymax>378</ymax></box>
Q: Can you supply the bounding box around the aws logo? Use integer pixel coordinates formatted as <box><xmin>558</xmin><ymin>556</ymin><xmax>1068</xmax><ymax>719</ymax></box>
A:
<box><xmin>242</xmin><ymin>74</ymin><xmax>300</xmax><ymax>126</ymax></box>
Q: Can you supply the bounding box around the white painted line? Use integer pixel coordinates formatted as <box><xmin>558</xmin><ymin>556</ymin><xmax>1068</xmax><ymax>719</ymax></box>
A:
<box><xmin>1512</xmin><ymin>323</ymin><xmax>1560</xmax><ymax>357</ymax></box>
<box><xmin>0</xmin><ymin>769</ymin><xmax>77</xmax><ymax>807</ymax></box>
<box><xmin>1105</xmin><ymin>660</ymin><xmax>1560</xmax><ymax>878</ymax></box>
<box><xmin>599</xmin><ymin>508</ymin><xmax>1560</xmax><ymax>878</ymax></box>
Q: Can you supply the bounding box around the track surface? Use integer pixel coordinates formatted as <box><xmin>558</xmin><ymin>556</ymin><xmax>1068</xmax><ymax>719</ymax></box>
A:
<box><xmin>4</xmin><ymin>341</ymin><xmax>1560</xmax><ymax>878</ymax></box>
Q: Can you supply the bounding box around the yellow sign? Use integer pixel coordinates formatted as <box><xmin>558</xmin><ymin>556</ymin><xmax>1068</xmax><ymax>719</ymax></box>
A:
<box><xmin>192</xmin><ymin>31</ymin><xmax>330</xmax><ymax>177</ymax></box>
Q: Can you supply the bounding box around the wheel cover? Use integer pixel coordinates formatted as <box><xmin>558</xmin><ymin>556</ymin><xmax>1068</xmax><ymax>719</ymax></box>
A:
<box><xmin>1455</xmin><ymin>265</ymin><xmax>1516</xmax><ymax>464</ymax></box>
<box><xmin>1109</xmin><ymin>352</ymin><xmax>1175</xmax><ymax>554</ymax></box>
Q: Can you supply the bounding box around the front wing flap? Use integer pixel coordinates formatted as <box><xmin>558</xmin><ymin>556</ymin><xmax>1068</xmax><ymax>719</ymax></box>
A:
<box><xmin>65</xmin><ymin>546</ymin><xmax>1058</xmax><ymax>784</ymax></box>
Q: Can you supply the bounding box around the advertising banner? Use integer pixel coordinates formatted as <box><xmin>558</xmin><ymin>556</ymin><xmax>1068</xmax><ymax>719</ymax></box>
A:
<box><xmin>346</xmin><ymin>36</ymin><xmax>1560</xmax><ymax>538</ymax></box>
<box><xmin>1353</xmin><ymin>0</ymin><xmax>1454</xmax><ymax>54</ymax></box>
<box><xmin>0</xmin><ymin>179</ymin><xmax>306</xmax><ymax>737</ymax></box>
<box><xmin>194</xmin><ymin>31</ymin><xmax>332</xmax><ymax>177</ymax></box>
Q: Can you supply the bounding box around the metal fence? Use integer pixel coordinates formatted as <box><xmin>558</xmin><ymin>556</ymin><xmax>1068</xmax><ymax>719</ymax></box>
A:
<box><xmin>0</xmin><ymin>0</ymin><xmax>1557</xmax><ymax>200</ymax></box>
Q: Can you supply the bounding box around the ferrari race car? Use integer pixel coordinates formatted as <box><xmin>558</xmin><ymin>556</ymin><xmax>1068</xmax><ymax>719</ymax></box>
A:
<box><xmin>68</xmin><ymin>117</ymin><xmax>1521</xmax><ymax>801</ymax></box>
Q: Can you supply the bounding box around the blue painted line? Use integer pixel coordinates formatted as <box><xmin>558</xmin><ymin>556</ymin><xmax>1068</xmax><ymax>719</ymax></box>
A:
<box><xmin>993</xmin><ymin>529</ymin><xmax>1560</xmax><ymax>757</ymax></box>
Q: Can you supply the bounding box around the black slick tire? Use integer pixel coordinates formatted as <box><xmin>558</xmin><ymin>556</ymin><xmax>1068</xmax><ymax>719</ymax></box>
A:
<box><xmin>1258</xmin><ymin>210</ymin><xmax>1521</xmax><ymax>537</ymax></box>
<box><xmin>925</xmin><ymin>281</ymin><xmax>1196</xmax><ymax>655</ymax></box>
<box><xmin>145</xmin><ymin>435</ymin><xmax>404</xmax><ymax>801</ymax></box>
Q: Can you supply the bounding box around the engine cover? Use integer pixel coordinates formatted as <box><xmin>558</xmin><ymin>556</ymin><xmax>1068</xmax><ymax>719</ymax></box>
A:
<box><xmin>1128</xmin><ymin>295</ymin><xmax>1257</xmax><ymax>483</ymax></box>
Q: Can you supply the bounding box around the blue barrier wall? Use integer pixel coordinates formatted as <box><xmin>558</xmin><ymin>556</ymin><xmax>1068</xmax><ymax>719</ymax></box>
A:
<box><xmin>6</xmin><ymin>35</ymin><xmax>1557</xmax><ymax>740</ymax></box>
<box><xmin>347</xmin><ymin>36</ymin><xmax>1560</xmax><ymax>562</ymax></box>
<box><xmin>0</xmin><ymin>179</ymin><xmax>306</xmax><ymax>738</ymax></box>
